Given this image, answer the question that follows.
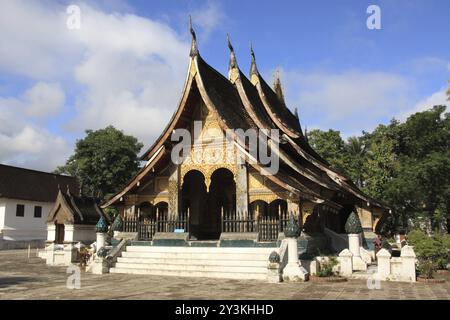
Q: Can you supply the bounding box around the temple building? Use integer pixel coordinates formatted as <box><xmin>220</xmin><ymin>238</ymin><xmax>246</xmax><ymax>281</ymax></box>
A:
<box><xmin>103</xmin><ymin>20</ymin><xmax>390</xmax><ymax>245</ymax></box>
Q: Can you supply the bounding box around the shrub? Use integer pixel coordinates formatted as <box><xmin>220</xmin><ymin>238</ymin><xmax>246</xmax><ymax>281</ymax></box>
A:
<box><xmin>417</xmin><ymin>259</ymin><xmax>436</xmax><ymax>279</ymax></box>
<box><xmin>316</xmin><ymin>256</ymin><xmax>339</xmax><ymax>277</ymax></box>
<box><xmin>407</xmin><ymin>229</ymin><xmax>450</xmax><ymax>277</ymax></box>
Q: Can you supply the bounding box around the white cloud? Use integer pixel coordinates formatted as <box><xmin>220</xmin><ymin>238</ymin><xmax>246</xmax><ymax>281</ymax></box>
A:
<box><xmin>190</xmin><ymin>1</ymin><xmax>226</xmax><ymax>38</ymax></box>
<box><xmin>0</xmin><ymin>0</ymin><xmax>80</xmax><ymax>79</ymax></box>
<box><xmin>396</xmin><ymin>88</ymin><xmax>448</xmax><ymax>121</ymax></box>
<box><xmin>282</xmin><ymin>69</ymin><xmax>412</xmax><ymax>134</ymax></box>
<box><xmin>0</xmin><ymin>0</ymin><xmax>192</xmax><ymax>171</ymax></box>
<box><xmin>67</xmin><ymin>4</ymin><xmax>189</xmax><ymax>141</ymax></box>
<box><xmin>0</xmin><ymin>126</ymin><xmax>71</xmax><ymax>172</ymax></box>
<box><xmin>0</xmin><ymin>83</ymin><xmax>70</xmax><ymax>171</ymax></box>
<box><xmin>24</xmin><ymin>82</ymin><xmax>65</xmax><ymax>118</ymax></box>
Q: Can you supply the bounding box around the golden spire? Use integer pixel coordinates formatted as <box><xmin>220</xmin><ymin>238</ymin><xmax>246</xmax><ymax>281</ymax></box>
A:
<box><xmin>227</xmin><ymin>33</ymin><xmax>238</xmax><ymax>70</ymax></box>
<box><xmin>250</xmin><ymin>42</ymin><xmax>259</xmax><ymax>77</ymax></box>
<box><xmin>227</xmin><ymin>34</ymin><xmax>239</xmax><ymax>83</ymax></box>
<box><xmin>273</xmin><ymin>68</ymin><xmax>286</xmax><ymax>105</ymax></box>
<box><xmin>189</xmin><ymin>15</ymin><xmax>198</xmax><ymax>57</ymax></box>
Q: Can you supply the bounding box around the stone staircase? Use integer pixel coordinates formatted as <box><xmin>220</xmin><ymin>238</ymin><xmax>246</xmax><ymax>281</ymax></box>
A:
<box><xmin>350</xmin><ymin>263</ymin><xmax>378</xmax><ymax>280</ymax></box>
<box><xmin>109</xmin><ymin>245</ymin><xmax>275</xmax><ymax>280</ymax></box>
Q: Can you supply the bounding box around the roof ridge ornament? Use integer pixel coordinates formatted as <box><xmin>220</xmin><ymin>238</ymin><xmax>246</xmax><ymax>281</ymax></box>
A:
<box><xmin>250</xmin><ymin>42</ymin><xmax>259</xmax><ymax>77</ymax></box>
<box><xmin>227</xmin><ymin>34</ymin><xmax>239</xmax><ymax>83</ymax></box>
<box><xmin>227</xmin><ymin>33</ymin><xmax>238</xmax><ymax>69</ymax></box>
<box><xmin>273</xmin><ymin>68</ymin><xmax>286</xmax><ymax>105</ymax></box>
<box><xmin>189</xmin><ymin>15</ymin><xmax>198</xmax><ymax>57</ymax></box>
<box><xmin>294</xmin><ymin>107</ymin><xmax>299</xmax><ymax>120</ymax></box>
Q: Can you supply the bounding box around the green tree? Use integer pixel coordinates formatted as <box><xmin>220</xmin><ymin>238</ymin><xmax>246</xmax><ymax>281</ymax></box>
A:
<box><xmin>344</xmin><ymin>136</ymin><xmax>367</xmax><ymax>188</ymax></box>
<box><xmin>385</xmin><ymin>106</ymin><xmax>450</xmax><ymax>231</ymax></box>
<box><xmin>307</xmin><ymin>129</ymin><xmax>348</xmax><ymax>174</ymax></box>
<box><xmin>362</xmin><ymin>120</ymin><xmax>399</xmax><ymax>201</ymax></box>
<box><xmin>55</xmin><ymin>126</ymin><xmax>143</xmax><ymax>199</ymax></box>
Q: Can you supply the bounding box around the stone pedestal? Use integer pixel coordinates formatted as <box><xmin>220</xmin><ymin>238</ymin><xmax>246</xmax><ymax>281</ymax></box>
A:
<box><xmin>267</xmin><ymin>262</ymin><xmax>281</xmax><ymax>283</ymax></box>
<box><xmin>338</xmin><ymin>249</ymin><xmax>353</xmax><ymax>277</ymax></box>
<box><xmin>64</xmin><ymin>243</ymin><xmax>78</xmax><ymax>264</ymax></box>
<box><xmin>400</xmin><ymin>245</ymin><xmax>416</xmax><ymax>282</ymax></box>
<box><xmin>96</xmin><ymin>232</ymin><xmax>106</xmax><ymax>250</ymax></box>
<box><xmin>376</xmin><ymin>248</ymin><xmax>391</xmax><ymax>280</ymax></box>
<box><xmin>349</xmin><ymin>233</ymin><xmax>360</xmax><ymax>257</ymax></box>
<box><xmin>349</xmin><ymin>233</ymin><xmax>367</xmax><ymax>271</ymax></box>
<box><xmin>91</xmin><ymin>257</ymin><xmax>110</xmax><ymax>274</ymax></box>
<box><xmin>282</xmin><ymin>238</ymin><xmax>309</xmax><ymax>282</ymax></box>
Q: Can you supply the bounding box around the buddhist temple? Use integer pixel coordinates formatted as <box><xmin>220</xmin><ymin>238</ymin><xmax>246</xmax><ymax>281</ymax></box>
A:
<box><xmin>102</xmin><ymin>19</ymin><xmax>390</xmax><ymax>245</ymax></box>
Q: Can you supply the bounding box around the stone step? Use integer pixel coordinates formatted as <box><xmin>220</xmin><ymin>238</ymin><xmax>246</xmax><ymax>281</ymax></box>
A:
<box><xmin>350</xmin><ymin>271</ymin><xmax>378</xmax><ymax>280</ymax></box>
<box><xmin>116</xmin><ymin>256</ymin><xmax>267</xmax><ymax>267</ymax></box>
<box><xmin>125</xmin><ymin>246</ymin><xmax>274</xmax><ymax>254</ymax></box>
<box><xmin>114</xmin><ymin>262</ymin><xmax>267</xmax><ymax>274</ymax></box>
<box><xmin>109</xmin><ymin>267</ymin><xmax>268</xmax><ymax>280</ymax></box>
<box><xmin>120</xmin><ymin>251</ymin><xmax>270</xmax><ymax>261</ymax></box>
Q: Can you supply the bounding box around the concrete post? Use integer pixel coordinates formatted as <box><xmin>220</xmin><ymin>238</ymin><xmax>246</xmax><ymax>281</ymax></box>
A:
<box><xmin>376</xmin><ymin>248</ymin><xmax>391</xmax><ymax>280</ymax></box>
<box><xmin>348</xmin><ymin>233</ymin><xmax>361</xmax><ymax>257</ymax></box>
<box><xmin>400</xmin><ymin>245</ymin><xmax>416</xmax><ymax>282</ymax></box>
<box><xmin>349</xmin><ymin>233</ymin><xmax>367</xmax><ymax>271</ymax></box>
<box><xmin>63</xmin><ymin>243</ymin><xmax>78</xmax><ymax>265</ymax></box>
<box><xmin>267</xmin><ymin>262</ymin><xmax>281</xmax><ymax>283</ymax></box>
<box><xmin>338</xmin><ymin>249</ymin><xmax>353</xmax><ymax>277</ymax></box>
<box><xmin>96</xmin><ymin>232</ymin><xmax>106</xmax><ymax>250</ymax></box>
<box><xmin>282</xmin><ymin>238</ymin><xmax>309</xmax><ymax>282</ymax></box>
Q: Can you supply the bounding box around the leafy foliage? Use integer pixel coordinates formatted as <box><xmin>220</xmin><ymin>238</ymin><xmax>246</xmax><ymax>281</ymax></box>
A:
<box><xmin>407</xmin><ymin>229</ymin><xmax>450</xmax><ymax>277</ymax></box>
<box><xmin>55</xmin><ymin>126</ymin><xmax>143</xmax><ymax>199</ymax></box>
<box><xmin>316</xmin><ymin>256</ymin><xmax>339</xmax><ymax>277</ymax></box>
<box><xmin>308</xmin><ymin>105</ymin><xmax>450</xmax><ymax>235</ymax></box>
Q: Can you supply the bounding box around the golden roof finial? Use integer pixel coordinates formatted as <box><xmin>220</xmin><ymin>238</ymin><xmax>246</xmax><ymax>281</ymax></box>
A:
<box><xmin>273</xmin><ymin>68</ymin><xmax>285</xmax><ymax>104</ymax></box>
<box><xmin>249</xmin><ymin>42</ymin><xmax>259</xmax><ymax>77</ymax></box>
<box><xmin>227</xmin><ymin>33</ymin><xmax>238</xmax><ymax>70</ymax></box>
<box><xmin>189</xmin><ymin>15</ymin><xmax>198</xmax><ymax>57</ymax></box>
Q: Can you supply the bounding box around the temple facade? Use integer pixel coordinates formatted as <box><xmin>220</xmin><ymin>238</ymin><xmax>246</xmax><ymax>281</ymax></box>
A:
<box><xmin>103</xmin><ymin>21</ymin><xmax>389</xmax><ymax>244</ymax></box>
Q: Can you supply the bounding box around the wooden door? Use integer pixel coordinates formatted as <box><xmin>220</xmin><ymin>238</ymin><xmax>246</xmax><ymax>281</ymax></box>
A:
<box><xmin>55</xmin><ymin>223</ymin><xmax>65</xmax><ymax>244</ymax></box>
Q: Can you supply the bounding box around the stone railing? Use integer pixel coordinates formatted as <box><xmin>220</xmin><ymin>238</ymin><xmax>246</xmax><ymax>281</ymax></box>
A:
<box><xmin>376</xmin><ymin>245</ymin><xmax>416</xmax><ymax>282</ymax></box>
<box><xmin>324</xmin><ymin>227</ymin><xmax>348</xmax><ymax>253</ymax></box>
<box><xmin>90</xmin><ymin>238</ymin><xmax>129</xmax><ymax>274</ymax></box>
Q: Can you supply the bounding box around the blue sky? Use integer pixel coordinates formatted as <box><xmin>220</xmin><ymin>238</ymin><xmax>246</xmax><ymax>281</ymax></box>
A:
<box><xmin>0</xmin><ymin>0</ymin><xmax>449</xmax><ymax>171</ymax></box>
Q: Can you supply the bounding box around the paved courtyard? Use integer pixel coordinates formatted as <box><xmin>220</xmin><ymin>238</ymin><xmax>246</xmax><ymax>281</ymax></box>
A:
<box><xmin>0</xmin><ymin>249</ymin><xmax>449</xmax><ymax>300</ymax></box>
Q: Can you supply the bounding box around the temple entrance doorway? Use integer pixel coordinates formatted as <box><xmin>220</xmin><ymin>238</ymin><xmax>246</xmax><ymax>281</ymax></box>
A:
<box><xmin>203</xmin><ymin>168</ymin><xmax>236</xmax><ymax>240</ymax></box>
<box><xmin>181</xmin><ymin>170</ymin><xmax>207</xmax><ymax>240</ymax></box>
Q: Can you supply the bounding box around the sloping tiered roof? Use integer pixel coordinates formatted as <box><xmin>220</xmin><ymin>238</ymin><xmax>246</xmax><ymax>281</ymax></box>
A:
<box><xmin>103</xmin><ymin>20</ymin><xmax>389</xmax><ymax>211</ymax></box>
<box><xmin>0</xmin><ymin>164</ymin><xmax>79</xmax><ymax>202</ymax></box>
<box><xmin>47</xmin><ymin>188</ymin><xmax>108</xmax><ymax>225</ymax></box>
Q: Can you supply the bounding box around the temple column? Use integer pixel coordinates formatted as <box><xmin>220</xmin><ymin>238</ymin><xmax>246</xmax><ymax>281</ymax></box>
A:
<box><xmin>235</xmin><ymin>163</ymin><xmax>248</xmax><ymax>219</ymax></box>
<box><xmin>300</xmin><ymin>200</ymin><xmax>317</xmax><ymax>232</ymax></box>
<box><xmin>168</xmin><ymin>164</ymin><xmax>180</xmax><ymax>219</ymax></box>
<box><xmin>287</xmin><ymin>199</ymin><xmax>299</xmax><ymax>219</ymax></box>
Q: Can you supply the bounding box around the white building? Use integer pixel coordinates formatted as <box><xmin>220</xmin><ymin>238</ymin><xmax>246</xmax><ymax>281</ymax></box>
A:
<box><xmin>0</xmin><ymin>164</ymin><xmax>78</xmax><ymax>249</ymax></box>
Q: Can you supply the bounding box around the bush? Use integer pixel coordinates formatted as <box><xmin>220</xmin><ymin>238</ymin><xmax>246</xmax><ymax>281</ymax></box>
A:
<box><xmin>316</xmin><ymin>257</ymin><xmax>339</xmax><ymax>277</ymax></box>
<box><xmin>417</xmin><ymin>259</ymin><xmax>436</xmax><ymax>279</ymax></box>
<box><xmin>407</xmin><ymin>229</ymin><xmax>450</xmax><ymax>277</ymax></box>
